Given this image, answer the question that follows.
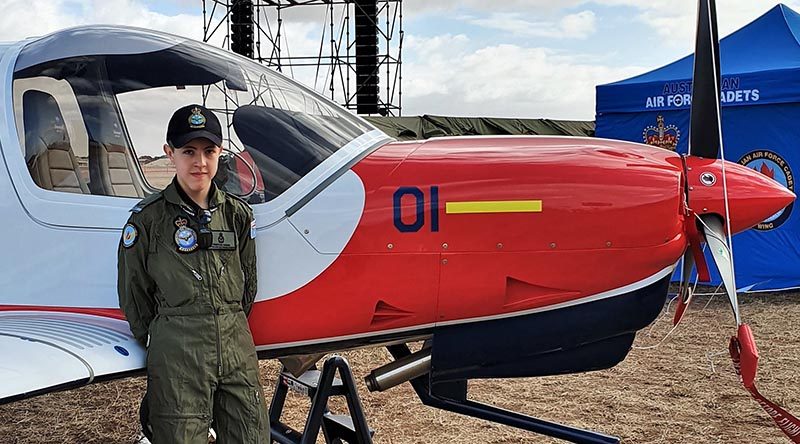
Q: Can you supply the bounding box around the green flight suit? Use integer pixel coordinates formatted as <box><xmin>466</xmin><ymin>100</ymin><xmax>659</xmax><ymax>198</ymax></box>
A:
<box><xmin>118</xmin><ymin>180</ymin><xmax>268</xmax><ymax>444</ymax></box>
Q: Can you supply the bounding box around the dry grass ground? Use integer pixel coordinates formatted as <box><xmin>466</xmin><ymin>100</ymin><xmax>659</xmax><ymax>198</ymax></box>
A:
<box><xmin>140</xmin><ymin>166</ymin><xmax>175</xmax><ymax>190</ymax></box>
<box><xmin>1</xmin><ymin>292</ymin><xmax>798</xmax><ymax>443</ymax></box>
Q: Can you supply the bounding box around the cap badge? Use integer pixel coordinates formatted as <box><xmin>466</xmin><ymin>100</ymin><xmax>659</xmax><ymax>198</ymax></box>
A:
<box><xmin>188</xmin><ymin>107</ymin><xmax>207</xmax><ymax>129</ymax></box>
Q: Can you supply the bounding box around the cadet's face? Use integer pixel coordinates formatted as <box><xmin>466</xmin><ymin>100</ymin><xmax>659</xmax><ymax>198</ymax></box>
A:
<box><xmin>164</xmin><ymin>138</ymin><xmax>221</xmax><ymax>194</ymax></box>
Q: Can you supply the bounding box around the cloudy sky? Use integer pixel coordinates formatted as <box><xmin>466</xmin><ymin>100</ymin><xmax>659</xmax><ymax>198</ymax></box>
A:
<box><xmin>1</xmin><ymin>0</ymin><xmax>796</xmax><ymax>120</ymax></box>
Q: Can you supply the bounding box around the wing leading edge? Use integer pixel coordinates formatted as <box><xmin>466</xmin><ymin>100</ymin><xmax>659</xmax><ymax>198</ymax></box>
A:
<box><xmin>0</xmin><ymin>311</ymin><xmax>145</xmax><ymax>404</ymax></box>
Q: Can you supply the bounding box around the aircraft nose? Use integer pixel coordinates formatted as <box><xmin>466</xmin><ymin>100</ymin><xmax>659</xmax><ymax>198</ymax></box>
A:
<box><xmin>685</xmin><ymin>156</ymin><xmax>795</xmax><ymax>234</ymax></box>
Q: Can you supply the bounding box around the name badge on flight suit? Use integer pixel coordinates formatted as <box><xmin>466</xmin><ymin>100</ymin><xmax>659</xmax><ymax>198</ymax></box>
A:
<box><xmin>209</xmin><ymin>231</ymin><xmax>236</xmax><ymax>250</ymax></box>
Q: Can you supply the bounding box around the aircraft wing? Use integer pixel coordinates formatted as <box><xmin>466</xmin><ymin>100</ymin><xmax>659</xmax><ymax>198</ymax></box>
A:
<box><xmin>0</xmin><ymin>311</ymin><xmax>145</xmax><ymax>403</ymax></box>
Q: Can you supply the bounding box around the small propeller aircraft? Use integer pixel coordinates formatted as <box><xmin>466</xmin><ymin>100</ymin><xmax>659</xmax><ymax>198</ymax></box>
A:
<box><xmin>0</xmin><ymin>1</ymin><xmax>796</xmax><ymax>443</ymax></box>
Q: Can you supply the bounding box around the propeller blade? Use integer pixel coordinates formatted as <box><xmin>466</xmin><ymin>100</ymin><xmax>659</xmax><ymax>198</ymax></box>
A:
<box><xmin>673</xmin><ymin>249</ymin><xmax>695</xmax><ymax>326</ymax></box>
<box><xmin>689</xmin><ymin>0</ymin><xmax>722</xmax><ymax>159</ymax></box>
<box><xmin>699</xmin><ymin>214</ymin><xmax>741</xmax><ymax>325</ymax></box>
<box><xmin>685</xmin><ymin>210</ymin><xmax>711</xmax><ymax>282</ymax></box>
<box><xmin>731</xmin><ymin>324</ymin><xmax>759</xmax><ymax>388</ymax></box>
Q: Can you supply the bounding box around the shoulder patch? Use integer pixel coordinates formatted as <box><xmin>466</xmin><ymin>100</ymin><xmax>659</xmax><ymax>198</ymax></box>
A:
<box><xmin>122</xmin><ymin>223</ymin><xmax>139</xmax><ymax>248</ymax></box>
<box><xmin>130</xmin><ymin>192</ymin><xmax>164</xmax><ymax>213</ymax></box>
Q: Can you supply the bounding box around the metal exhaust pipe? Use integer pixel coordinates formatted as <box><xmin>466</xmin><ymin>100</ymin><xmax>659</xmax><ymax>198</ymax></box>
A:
<box><xmin>365</xmin><ymin>347</ymin><xmax>432</xmax><ymax>392</ymax></box>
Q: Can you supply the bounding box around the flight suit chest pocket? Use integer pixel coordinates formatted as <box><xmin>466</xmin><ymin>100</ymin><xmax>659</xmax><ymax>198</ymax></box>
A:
<box><xmin>148</xmin><ymin>239</ymin><xmax>202</xmax><ymax>307</ymax></box>
<box><xmin>215</xmin><ymin>249</ymin><xmax>245</xmax><ymax>305</ymax></box>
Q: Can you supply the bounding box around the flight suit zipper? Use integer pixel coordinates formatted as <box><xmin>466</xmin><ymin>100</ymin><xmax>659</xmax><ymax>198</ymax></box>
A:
<box><xmin>212</xmin><ymin>259</ymin><xmax>229</xmax><ymax>377</ymax></box>
<box><xmin>206</xmin><ymin>253</ymin><xmax>223</xmax><ymax>378</ymax></box>
<box><xmin>213</xmin><ymin>311</ymin><xmax>222</xmax><ymax>376</ymax></box>
<box><xmin>157</xmin><ymin>239</ymin><xmax>205</xmax><ymax>284</ymax></box>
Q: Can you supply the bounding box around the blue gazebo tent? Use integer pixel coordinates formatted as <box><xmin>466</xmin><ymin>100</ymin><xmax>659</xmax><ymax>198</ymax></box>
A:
<box><xmin>596</xmin><ymin>4</ymin><xmax>800</xmax><ymax>291</ymax></box>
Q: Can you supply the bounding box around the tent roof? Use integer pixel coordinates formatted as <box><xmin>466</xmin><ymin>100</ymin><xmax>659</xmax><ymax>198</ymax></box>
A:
<box><xmin>597</xmin><ymin>4</ymin><xmax>800</xmax><ymax>113</ymax></box>
<box><xmin>364</xmin><ymin>115</ymin><xmax>594</xmax><ymax>140</ymax></box>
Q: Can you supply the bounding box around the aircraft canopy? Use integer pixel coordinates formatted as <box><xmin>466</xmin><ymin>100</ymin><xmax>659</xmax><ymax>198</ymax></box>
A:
<box><xmin>11</xmin><ymin>26</ymin><xmax>376</xmax><ymax>203</ymax></box>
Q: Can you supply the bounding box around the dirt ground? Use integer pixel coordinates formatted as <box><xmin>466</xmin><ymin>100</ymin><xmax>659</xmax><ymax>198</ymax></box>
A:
<box><xmin>1</xmin><ymin>292</ymin><xmax>798</xmax><ymax>444</ymax></box>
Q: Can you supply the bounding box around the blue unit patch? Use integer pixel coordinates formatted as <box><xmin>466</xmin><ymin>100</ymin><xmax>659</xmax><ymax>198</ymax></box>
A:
<box><xmin>174</xmin><ymin>216</ymin><xmax>198</xmax><ymax>252</ymax></box>
<box><xmin>175</xmin><ymin>226</ymin><xmax>198</xmax><ymax>252</ymax></box>
<box><xmin>122</xmin><ymin>224</ymin><xmax>138</xmax><ymax>248</ymax></box>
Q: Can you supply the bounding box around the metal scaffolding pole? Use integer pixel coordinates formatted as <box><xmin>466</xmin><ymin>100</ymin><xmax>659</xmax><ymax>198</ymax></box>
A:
<box><xmin>201</xmin><ymin>0</ymin><xmax>402</xmax><ymax>116</ymax></box>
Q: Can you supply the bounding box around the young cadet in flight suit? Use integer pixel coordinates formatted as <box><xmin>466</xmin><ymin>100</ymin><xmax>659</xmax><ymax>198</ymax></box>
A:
<box><xmin>117</xmin><ymin>104</ymin><xmax>269</xmax><ymax>443</ymax></box>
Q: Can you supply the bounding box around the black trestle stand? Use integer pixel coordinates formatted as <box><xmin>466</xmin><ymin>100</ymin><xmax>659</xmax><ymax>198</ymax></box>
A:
<box><xmin>269</xmin><ymin>356</ymin><xmax>374</xmax><ymax>444</ymax></box>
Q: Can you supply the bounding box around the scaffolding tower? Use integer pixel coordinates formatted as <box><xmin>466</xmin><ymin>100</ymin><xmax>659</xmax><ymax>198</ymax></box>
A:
<box><xmin>202</xmin><ymin>0</ymin><xmax>403</xmax><ymax>116</ymax></box>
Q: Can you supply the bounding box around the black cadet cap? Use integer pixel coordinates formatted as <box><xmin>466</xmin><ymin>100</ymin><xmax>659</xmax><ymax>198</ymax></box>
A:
<box><xmin>166</xmin><ymin>104</ymin><xmax>223</xmax><ymax>148</ymax></box>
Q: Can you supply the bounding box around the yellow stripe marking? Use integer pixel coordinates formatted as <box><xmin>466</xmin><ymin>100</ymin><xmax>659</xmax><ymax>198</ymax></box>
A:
<box><xmin>445</xmin><ymin>200</ymin><xmax>543</xmax><ymax>214</ymax></box>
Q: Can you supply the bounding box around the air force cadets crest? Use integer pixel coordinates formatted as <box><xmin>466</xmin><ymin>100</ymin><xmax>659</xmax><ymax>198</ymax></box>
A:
<box><xmin>739</xmin><ymin>149</ymin><xmax>795</xmax><ymax>231</ymax></box>
<box><xmin>174</xmin><ymin>217</ymin><xmax>198</xmax><ymax>252</ymax></box>
<box><xmin>122</xmin><ymin>223</ymin><xmax>138</xmax><ymax>248</ymax></box>
<box><xmin>188</xmin><ymin>107</ymin><xmax>207</xmax><ymax>128</ymax></box>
